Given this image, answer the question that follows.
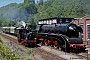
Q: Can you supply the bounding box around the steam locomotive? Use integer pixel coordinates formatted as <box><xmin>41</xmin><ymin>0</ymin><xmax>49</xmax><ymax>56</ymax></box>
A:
<box><xmin>2</xmin><ymin>26</ymin><xmax>37</xmax><ymax>47</ymax></box>
<box><xmin>16</xmin><ymin>25</ymin><xmax>36</xmax><ymax>47</ymax></box>
<box><xmin>35</xmin><ymin>23</ymin><xmax>86</xmax><ymax>52</ymax></box>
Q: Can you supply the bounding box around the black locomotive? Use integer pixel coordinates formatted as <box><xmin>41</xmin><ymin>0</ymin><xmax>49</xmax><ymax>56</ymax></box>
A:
<box><xmin>16</xmin><ymin>25</ymin><xmax>36</xmax><ymax>47</ymax></box>
<box><xmin>35</xmin><ymin>23</ymin><xmax>86</xmax><ymax>52</ymax></box>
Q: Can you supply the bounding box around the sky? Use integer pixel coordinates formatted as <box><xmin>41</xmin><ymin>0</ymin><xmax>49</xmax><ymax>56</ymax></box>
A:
<box><xmin>0</xmin><ymin>0</ymin><xmax>24</xmax><ymax>7</ymax></box>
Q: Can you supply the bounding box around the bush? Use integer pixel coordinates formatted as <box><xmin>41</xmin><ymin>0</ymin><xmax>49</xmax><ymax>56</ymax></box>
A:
<box><xmin>0</xmin><ymin>37</ymin><xmax>3</xmax><ymax>44</ymax></box>
<box><xmin>0</xmin><ymin>37</ymin><xmax>21</xmax><ymax>60</ymax></box>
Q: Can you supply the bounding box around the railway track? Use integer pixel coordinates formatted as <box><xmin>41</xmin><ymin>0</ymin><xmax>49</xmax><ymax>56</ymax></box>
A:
<box><xmin>0</xmin><ymin>32</ymin><xmax>90</xmax><ymax>60</ymax></box>
<box><xmin>53</xmin><ymin>47</ymin><xmax>90</xmax><ymax>60</ymax></box>
<box><xmin>33</xmin><ymin>47</ymin><xmax>65</xmax><ymax>60</ymax></box>
<box><xmin>0</xmin><ymin>32</ymin><xmax>65</xmax><ymax>60</ymax></box>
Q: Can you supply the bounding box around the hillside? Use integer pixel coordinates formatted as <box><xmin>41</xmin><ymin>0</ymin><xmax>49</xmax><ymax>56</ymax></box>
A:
<box><xmin>0</xmin><ymin>0</ymin><xmax>90</xmax><ymax>26</ymax></box>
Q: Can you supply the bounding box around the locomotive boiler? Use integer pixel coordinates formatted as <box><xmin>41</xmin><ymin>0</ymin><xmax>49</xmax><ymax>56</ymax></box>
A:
<box><xmin>36</xmin><ymin>23</ymin><xmax>83</xmax><ymax>38</ymax></box>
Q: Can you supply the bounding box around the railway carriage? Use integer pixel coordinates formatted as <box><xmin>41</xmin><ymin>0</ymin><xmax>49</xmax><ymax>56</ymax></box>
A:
<box><xmin>2</xmin><ymin>27</ymin><xmax>17</xmax><ymax>35</ymax></box>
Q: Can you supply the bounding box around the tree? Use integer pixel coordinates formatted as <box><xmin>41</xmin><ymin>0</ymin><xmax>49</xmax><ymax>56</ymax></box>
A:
<box><xmin>24</xmin><ymin>0</ymin><xmax>35</xmax><ymax>4</ymax></box>
<box><xmin>39</xmin><ymin>0</ymin><xmax>44</xmax><ymax>5</ymax></box>
<box><xmin>23</xmin><ymin>0</ymin><xmax>37</xmax><ymax>14</ymax></box>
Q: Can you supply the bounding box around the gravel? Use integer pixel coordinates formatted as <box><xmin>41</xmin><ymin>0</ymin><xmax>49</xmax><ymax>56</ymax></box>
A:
<box><xmin>40</xmin><ymin>46</ymin><xmax>86</xmax><ymax>60</ymax></box>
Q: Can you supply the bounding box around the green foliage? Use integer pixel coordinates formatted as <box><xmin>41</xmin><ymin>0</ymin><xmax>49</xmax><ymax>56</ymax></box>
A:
<box><xmin>27</xmin><ymin>58</ymin><xmax>32</xmax><ymax>60</ymax></box>
<box><xmin>23</xmin><ymin>0</ymin><xmax>37</xmax><ymax>14</ymax></box>
<box><xmin>39</xmin><ymin>0</ymin><xmax>44</xmax><ymax>5</ymax></box>
<box><xmin>37</xmin><ymin>0</ymin><xmax>90</xmax><ymax>18</ymax></box>
<box><xmin>26</xmin><ymin>49</ymin><xmax>34</xmax><ymax>60</ymax></box>
<box><xmin>0</xmin><ymin>37</ymin><xmax>3</xmax><ymax>44</ymax></box>
<box><xmin>0</xmin><ymin>37</ymin><xmax>21</xmax><ymax>60</ymax></box>
<box><xmin>0</xmin><ymin>0</ymin><xmax>90</xmax><ymax>26</ymax></box>
<box><xmin>26</xmin><ymin>49</ymin><xmax>34</xmax><ymax>56</ymax></box>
